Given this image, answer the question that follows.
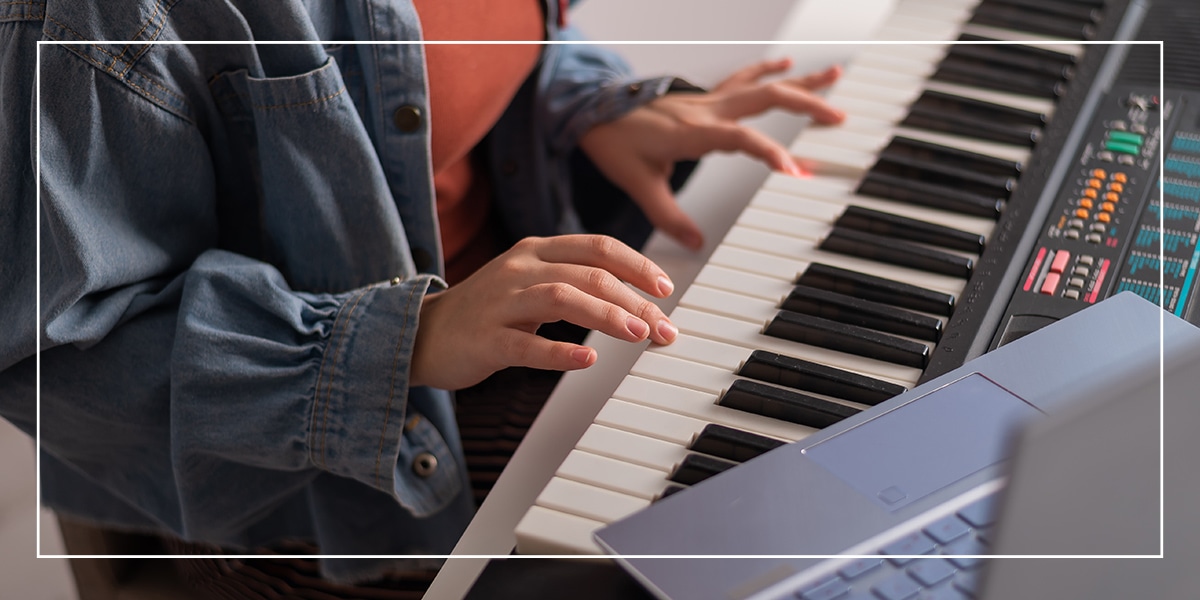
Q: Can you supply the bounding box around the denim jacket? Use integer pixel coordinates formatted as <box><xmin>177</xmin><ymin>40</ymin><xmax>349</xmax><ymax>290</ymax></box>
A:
<box><xmin>0</xmin><ymin>0</ymin><xmax>679</xmax><ymax>581</ymax></box>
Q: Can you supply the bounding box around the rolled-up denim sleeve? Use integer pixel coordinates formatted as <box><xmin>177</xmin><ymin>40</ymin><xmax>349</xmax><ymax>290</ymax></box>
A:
<box><xmin>540</xmin><ymin>26</ymin><xmax>678</xmax><ymax>153</ymax></box>
<box><xmin>171</xmin><ymin>252</ymin><xmax>463</xmax><ymax>523</ymax></box>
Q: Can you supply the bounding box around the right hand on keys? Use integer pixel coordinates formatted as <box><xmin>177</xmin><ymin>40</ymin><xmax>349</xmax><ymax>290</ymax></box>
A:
<box><xmin>411</xmin><ymin>235</ymin><xmax>679</xmax><ymax>390</ymax></box>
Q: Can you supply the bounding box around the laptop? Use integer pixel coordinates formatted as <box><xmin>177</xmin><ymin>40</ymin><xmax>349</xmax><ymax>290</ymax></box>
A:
<box><xmin>594</xmin><ymin>292</ymin><xmax>1200</xmax><ymax>600</ymax></box>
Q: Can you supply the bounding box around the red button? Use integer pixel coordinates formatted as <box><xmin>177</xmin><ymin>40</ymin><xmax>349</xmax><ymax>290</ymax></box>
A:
<box><xmin>1040</xmin><ymin>272</ymin><xmax>1061</xmax><ymax>295</ymax></box>
<box><xmin>1050</xmin><ymin>251</ymin><xmax>1071</xmax><ymax>274</ymax></box>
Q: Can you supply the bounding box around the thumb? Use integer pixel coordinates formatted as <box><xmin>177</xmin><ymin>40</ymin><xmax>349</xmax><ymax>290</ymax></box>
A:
<box><xmin>625</xmin><ymin>175</ymin><xmax>704</xmax><ymax>251</ymax></box>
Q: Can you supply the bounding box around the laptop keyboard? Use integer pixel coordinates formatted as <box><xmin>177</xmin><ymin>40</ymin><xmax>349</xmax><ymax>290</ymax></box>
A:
<box><xmin>789</xmin><ymin>493</ymin><xmax>998</xmax><ymax>600</ymax></box>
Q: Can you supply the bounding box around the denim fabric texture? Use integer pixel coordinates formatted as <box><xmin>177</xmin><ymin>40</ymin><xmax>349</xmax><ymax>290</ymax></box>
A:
<box><xmin>0</xmin><ymin>0</ymin><xmax>676</xmax><ymax>582</ymax></box>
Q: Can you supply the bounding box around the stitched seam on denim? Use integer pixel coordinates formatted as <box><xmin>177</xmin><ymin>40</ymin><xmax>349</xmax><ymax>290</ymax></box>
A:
<box><xmin>374</xmin><ymin>282</ymin><xmax>418</xmax><ymax>489</ymax></box>
<box><xmin>0</xmin><ymin>11</ymin><xmax>42</xmax><ymax>22</ymax></box>
<box><xmin>251</xmin><ymin>86</ymin><xmax>347</xmax><ymax>111</ymax></box>
<box><xmin>44</xmin><ymin>16</ymin><xmax>191</xmax><ymax>122</ymax></box>
<box><xmin>117</xmin><ymin>0</ymin><xmax>164</xmax><ymax>74</ymax></box>
<box><xmin>318</xmin><ymin>286</ymin><xmax>371</xmax><ymax>470</ymax></box>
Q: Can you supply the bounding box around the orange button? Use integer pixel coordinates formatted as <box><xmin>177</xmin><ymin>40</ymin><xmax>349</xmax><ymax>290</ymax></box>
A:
<box><xmin>1075</xmin><ymin>208</ymin><xmax>1090</xmax><ymax>219</ymax></box>
<box><xmin>1079</xmin><ymin>198</ymin><xmax>1094</xmax><ymax>209</ymax></box>
<box><xmin>1113</xmin><ymin>172</ymin><xmax>1128</xmax><ymax>183</ymax></box>
<box><xmin>1087</xmin><ymin>179</ymin><xmax>1103</xmax><ymax>188</ymax></box>
<box><xmin>1109</xmin><ymin>182</ymin><xmax>1125</xmax><ymax>193</ymax></box>
<box><xmin>1083</xmin><ymin>188</ymin><xmax>1099</xmax><ymax>199</ymax></box>
<box><xmin>1097</xmin><ymin>212</ymin><xmax>1112</xmax><ymax>223</ymax></box>
<box><xmin>1092</xmin><ymin>168</ymin><xmax>1107</xmax><ymax>179</ymax></box>
<box><xmin>1101</xmin><ymin>202</ymin><xmax>1116</xmax><ymax>213</ymax></box>
<box><xmin>1105</xmin><ymin>192</ymin><xmax>1120</xmax><ymax>202</ymax></box>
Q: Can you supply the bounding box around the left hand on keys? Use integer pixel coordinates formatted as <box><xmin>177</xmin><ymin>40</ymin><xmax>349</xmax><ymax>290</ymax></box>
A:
<box><xmin>579</xmin><ymin>58</ymin><xmax>845</xmax><ymax>251</ymax></box>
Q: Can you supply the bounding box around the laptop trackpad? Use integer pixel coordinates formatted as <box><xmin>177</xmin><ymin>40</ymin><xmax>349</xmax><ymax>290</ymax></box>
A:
<box><xmin>804</xmin><ymin>373</ymin><xmax>1043</xmax><ymax>513</ymax></box>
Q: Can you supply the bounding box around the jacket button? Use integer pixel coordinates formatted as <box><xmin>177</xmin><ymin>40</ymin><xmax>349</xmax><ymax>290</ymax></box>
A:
<box><xmin>393</xmin><ymin>105</ymin><xmax>422</xmax><ymax>132</ymax></box>
<box><xmin>411</xmin><ymin>246</ymin><xmax>433</xmax><ymax>272</ymax></box>
<box><xmin>412</xmin><ymin>452</ymin><xmax>438</xmax><ymax>478</ymax></box>
<box><xmin>626</xmin><ymin>82</ymin><xmax>642</xmax><ymax>96</ymax></box>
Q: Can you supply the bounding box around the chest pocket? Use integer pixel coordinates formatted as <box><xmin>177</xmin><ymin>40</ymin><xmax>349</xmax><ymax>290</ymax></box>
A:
<box><xmin>208</xmin><ymin>52</ymin><xmax>413</xmax><ymax>293</ymax></box>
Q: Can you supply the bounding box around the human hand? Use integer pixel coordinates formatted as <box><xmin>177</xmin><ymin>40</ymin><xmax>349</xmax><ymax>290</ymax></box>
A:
<box><xmin>411</xmin><ymin>235</ymin><xmax>678</xmax><ymax>390</ymax></box>
<box><xmin>578</xmin><ymin>58</ymin><xmax>845</xmax><ymax>251</ymax></box>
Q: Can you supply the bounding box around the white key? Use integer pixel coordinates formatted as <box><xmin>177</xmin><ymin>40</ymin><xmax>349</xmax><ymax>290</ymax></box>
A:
<box><xmin>575</xmin><ymin>423</ymin><xmax>691</xmax><ymax>473</ymax></box>
<box><xmin>737</xmin><ymin>206</ymin><xmax>830</xmax><ymax>242</ymax></box>
<box><xmin>668</xmin><ymin>307</ymin><xmax>923</xmax><ymax>385</ymax></box>
<box><xmin>514</xmin><ymin>505</ymin><xmax>605</xmax><ymax>555</ymax></box>
<box><xmin>959</xmin><ymin>23</ymin><xmax>1086</xmax><ymax>56</ymax></box>
<box><xmin>693</xmin><ymin>263</ymin><xmax>795</xmax><ymax>303</ymax></box>
<box><xmin>722</xmin><ymin>224</ymin><xmax>966</xmax><ymax>295</ymax></box>
<box><xmin>556</xmin><ymin>449</ymin><xmax>667</xmax><ymax>500</ymax></box>
<box><xmin>923</xmin><ymin>79</ymin><xmax>1056</xmax><ymax>115</ymax></box>
<box><xmin>856</xmin><ymin>43</ymin><xmax>949</xmax><ymax>65</ymax></box>
<box><xmin>612</xmin><ymin>375</ymin><xmax>819</xmax><ymax>442</ymax></box>
<box><xmin>758</xmin><ymin>176</ymin><xmax>995</xmax><ymax>238</ymax></box>
<box><xmin>536</xmin><ymin>477</ymin><xmax>650</xmax><ymax>525</ymax></box>
<box><xmin>678</xmin><ymin>284</ymin><xmax>776</xmax><ymax>327</ymax></box>
<box><xmin>593</xmin><ymin>397</ymin><xmax>716</xmax><ymax>446</ymax></box>
<box><xmin>789</xmin><ymin>139</ymin><xmax>877</xmax><ymax>174</ymax></box>
<box><xmin>824</xmin><ymin>94</ymin><xmax>911</xmax><ymax>123</ymax></box>
<box><xmin>881</xmin><ymin>14</ymin><xmax>964</xmax><ymax>39</ymax></box>
<box><xmin>649</xmin><ymin>332</ymin><xmax>912</xmax><ymax>392</ymax></box>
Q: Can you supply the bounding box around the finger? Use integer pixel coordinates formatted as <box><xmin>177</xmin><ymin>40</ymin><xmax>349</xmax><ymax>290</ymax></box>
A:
<box><xmin>622</xmin><ymin>176</ymin><xmax>705</xmax><ymax>251</ymax></box>
<box><xmin>493</xmin><ymin>329</ymin><xmax>598</xmax><ymax>372</ymax></box>
<box><xmin>713</xmin><ymin>57</ymin><xmax>793</xmax><ymax>92</ymax></box>
<box><xmin>541</xmin><ymin>263</ymin><xmax>676</xmax><ymax>342</ymax></box>
<box><xmin>715</xmin><ymin>81</ymin><xmax>845</xmax><ymax>124</ymax></box>
<box><xmin>528</xmin><ymin>234</ymin><xmax>678</xmax><ymax>296</ymax></box>
<box><xmin>682</xmin><ymin>121</ymin><xmax>805</xmax><ymax>177</ymax></box>
<box><xmin>783</xmin><ymin>64</ymin><xmax>842</xmax><ymax>91</ymax></box>
<box><xmin>516</xmin><ymin>281</ymin><xmax>677</xmax><ymax>345</ymax></box>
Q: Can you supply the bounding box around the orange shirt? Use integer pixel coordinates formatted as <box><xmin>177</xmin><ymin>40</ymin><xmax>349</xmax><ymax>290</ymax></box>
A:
<box><xmin>413</xmin><ymin>0</ymin><xmax>544</xmax><ymax>284</ymax></box>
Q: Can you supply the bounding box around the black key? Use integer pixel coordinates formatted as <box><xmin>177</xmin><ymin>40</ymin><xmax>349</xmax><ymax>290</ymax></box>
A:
<box><xmin>782</xmin><ymin>284</ymin><xmax>944</xmax><ymax>342</ymax></box>
<box><xmin>904</xmin><ymin>106</ymin><xmax>1041</xmax><ymax>148</ymax></box>
<box><xmin>969</xmin><ymin>3</ymin><xmax>1097</xmax><ymax>40</ymax></box>
<box><xmin>857</xmin><ymin>171</ymin><xmax>1005</xmax><ymax>219</ymax></box>
<box><xmin>934</xmin><ymin>57</ymin><xmax>1066</xmax><ymax>99</ymax></box>
<box><xmin>656</xmin><ymin>484</ymin><xmax>688</xmax><ymax>501</ymax></box>
<box><xmin>738</xmin><ymin>349</ymin><xmax>906</xmax><ymax>406</ymax></box>
<box><xmin>944</xmin><ymin>44</ymin><xmax>1075</xmax><ymax>80</ymax></box>
<box><xmin>668</xmin><ymin>453</ymin><xmax>736</xmax><ymax>486</ymax></box>
<box><xmin>988</xmin><ymin>0</ymin><xmax>1101</xmax><ymax>23</ymax></box>
<box><xmin>882</xmin><ymin>136</ymin><xmax>1022</xmax><ymax>180</ymax></box>
<box><xmin>835</xmin><ymin>205</ymin><xmax>986</xmax><ymax>254</ymax></box>
<box><xmin>871</xmin><ymin>154</ymin><xmax>1013</xmax><ymax>201</ymax></box>
<box><xmin>820</xmin><ymin>227</ymin><xmax>974</xmax><ymax>279</ymax></box>
<box><xmin>764</xmin><ymin>310</ymin><xmax>931</xmax><ymax>369</ymax></box>
<box><xmin>905</xmin><ymin>90</ymin><xmax>1045</xmax><ymax>148</ymax></box>
<box><xmin>717</xmin><ymin>379</ymin><xmax>860</xmax><ymax>428</ymax></box>
<box><xmin>959</xmin><ymin>33</ymin><xmax>1079</xmax><ymax>65</ymax></box>
<box><xmin>689</xmin><ymin>423</ymin><xmax>786</xmax><ymax>462</ymax></box>
<box><xmin>797</xmin><ymin>263</ymin><xmax>956</xmax><ymax>317</ymax></box>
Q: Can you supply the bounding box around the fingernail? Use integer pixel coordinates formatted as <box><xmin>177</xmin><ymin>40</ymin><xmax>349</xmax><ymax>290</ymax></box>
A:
<box><xmin>571</xmin><ymin>347</ymin><xmax>596</xmax><ymax>365</ymax></box>
<box><xmin>657</xmin><ymin>275</ymin><xmax>675</xmax><ymax>297</ymax></box>
<box><xmin>627</xmin><ymin>316</ymin><xmax>650</xmax><ymax>340</ymax></box>
<box><xmin>656</xmin><ymin>319</ymin><xmax>678</xmax><ymax>343</ymax></box>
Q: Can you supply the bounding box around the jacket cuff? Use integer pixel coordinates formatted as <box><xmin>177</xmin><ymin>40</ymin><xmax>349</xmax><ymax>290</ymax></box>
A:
<box><xmin>308</xmin><ymin>274</ymin><xmax>464</xmax><ymax>516</ymax></box>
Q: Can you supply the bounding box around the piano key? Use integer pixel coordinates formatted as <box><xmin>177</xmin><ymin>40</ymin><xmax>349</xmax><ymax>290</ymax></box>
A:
<box><xmin>968</xmin><ymin>3</ymin><xmax>1096</xmax><ymax>40</ymax></box>
<box><xmin>514</xmin><ymin>505</ymin><xmax>606</xmax><ymax>555</ymax></box>
<box><xmin>737</xmin><ymin>206</ymin><xmax>831</xmax><ymax>242</ymax></box>
<box><xmin>718</xmin><ymin>379</ymin><xmax>862</xmax><ymax>429</ymax></box>
<box><xmin>856</xmin><ymin>170</ymin><xmax>1005</xmax><ymax>219</ymax></box>
<box><xmin>613</xmin><ymin>375</ymin><xmax>821</xmax><ymax>442</ymax></box>
<box><xmin>574</xmin><ymin>423</ymin><xmax>688</xmax><ymax>473</ymax></box>
<box><xmin>924</xmin><ymin>78</ymin><xmax>1058</xmax><ymax>115</ymax></box>
<box><xmin>555</xmin><ymin>449</ymin><xmax>668</xmax><ymax>500</ymax></box>
<box><xmin>536</xmin><ymin>477</ymin><xmax>650</xmax><ymax>525</ymax></box>
<box><xmin>984</xmin><ymin>0</ymin><xmax>1101</xmax><ymax>22</ymax></box>
<box><xmin>824</xmin><ymin>93</ymin><xmax>913</xmax><ymax>123</ymax></box>
<box><xmin>593</xmin><ymin>398</ymin><xmax>715</xmax><ymax>446</ymax></box>
<box><xmin>738</xmin><ymin>349</ymin><xmax>906</xmax><ymax>406</ymax></box>
<box><xmin>761</xmin><ymin>174</ymin><xmax>996</xmax><ymax>237</ymax></box>
<box><xmin>721</xmin><ymin>225</ymin><xmax>966</xmax><ymax>295</ymax></box>
<box><xmin>820</xmin><ymin>227</ymin><xmax>975</xmax><ymax>279</ymax></box>
<box><xmin>879</xmin><ymin>132</ymin><xmax>1027</xmax><ymax>175</ymax></box>
<box><xmin>764</xmin><ymin>310</ymin><xmax>931</xmax><ymax>369</ymax></box>
<box><xmin>781</xmin><ymin>284</ymin><xmax>945</xmax><ymax>342</ymax></box>
<box><xmin>632</xmin><ymin>347</ymin><xmax>761</xmax><ymax>395</ymax></box>
<box><xmin>911</xmin><ymin>89</ymin><xmax>1048</xmax><ymax>129</ymax></box>
<box><xmin>903</xmin><ymin>93</ymin><xmax>1045</xmax><ymax>147</ymax></box>
<box><xmin>789</xmin><ymin>139</ymin><xmax>877</xmax><ymax>174</ymax></box>
<box><xmin>959</xmin><ymin>23</ymin><xmax>1086</xmax><ymax>55</ymax></box>
<box><xmin>693</xmin><ymin>263</ymin><xmax>795</xmax><ymax>304</ymax></box>
<box><xmin>835</xmin><ymin>76</ymin><xmax>1056</xmax><ymax>126</ymax></box>
<box><xmin>834</xmin><ymin>205</ymin><xmax>986</xmax><ymax>253</ymax></box>
<box><xmin>943</xmin><ymin>42</ymin><xmax>1075</xmax><ymax>79</ymax></box>
<box><xmin>668</xmin><ymin>453</ymin><xmax>737</xmax><ymax>486</ymax></box>
<box><xmin>689</xmin><ymin>423</ymin><xmax>787</xmax><ymax>463</ymax></box>
<box><xmin>795</xmin><ymin>262</ymin><xmax>957</xmax><ymax>317</ymax></box>
<box><xmin>933</xmin><ymin>56</ymin><xmax>1066</xmax><ymax>99</ymax></box>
